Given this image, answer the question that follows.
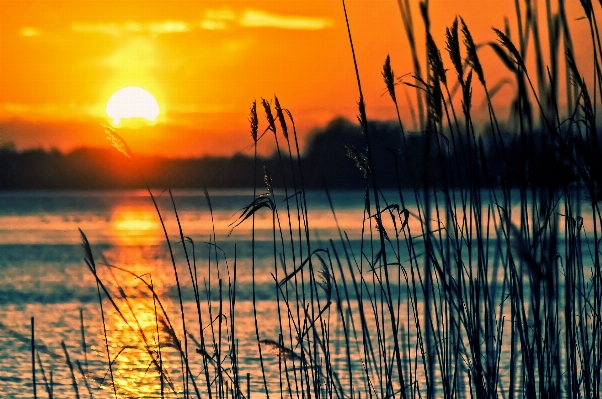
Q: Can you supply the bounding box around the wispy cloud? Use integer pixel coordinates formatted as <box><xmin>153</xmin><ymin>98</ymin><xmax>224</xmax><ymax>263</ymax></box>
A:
<box><xmin>199</xmin><ymin>8</ymin><xmax>236</xmax><ymax>30</ymax></box>
<box><xmin>72</xmin><ymin>20</ymin><xmax>191</xmax><ymax>36</ymax></box>
<box><xmin>205</xmin><ymin>9</ymin><xmax>236</xmax><ymax>22</ymax></box>
<box><xmin>239</xmin><ymin>9</ymin><xmax>333</xmax><ymax>30</ymax></box>
<box><xmin>200</xmin><ymin>20</ymin><xmax>227</xmax><ymax>31</ymax></box>
<box><xmin>72</xmin><ymin>23</ymin><xmax>120</xmax><ymax>36</ymax></box>
<box><xmin>72</xmin><ymin>8</ymin><xmax>333</xmax><ymax>37</ymax></box>
<box><xmin>20</xmin><ymin>27</ymin><xmax>41</xmax><ymax>37</ymax></box>
<box><xmin>0</xmin><ymin>102</ymin><xmax>100</xmax><ymax>119</ymax></box>
<box><xmin>147</xmin><ymin>21</ymin><xmax>190</xmax><ymax>34</ymax></box>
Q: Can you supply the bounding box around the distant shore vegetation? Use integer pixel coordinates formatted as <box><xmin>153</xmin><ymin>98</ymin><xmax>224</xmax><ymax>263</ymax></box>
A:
<box><xmin>0</xmin><ymin>117</ymin><xmax>590</xmax><ymax>190</ymax></box>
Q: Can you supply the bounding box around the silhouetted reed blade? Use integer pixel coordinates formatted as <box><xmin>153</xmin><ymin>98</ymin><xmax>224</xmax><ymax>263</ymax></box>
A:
<box><xmin>26</xmin><ymin>1</ymin><xmax>602</xmax><ymax>398</ymax></box>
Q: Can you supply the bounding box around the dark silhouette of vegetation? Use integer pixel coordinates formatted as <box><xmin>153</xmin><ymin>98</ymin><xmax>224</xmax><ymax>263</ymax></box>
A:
<box><xmin>2</xmin><ymin>121</ymin><xmax>595</xmax><ymax>190</ymax></box>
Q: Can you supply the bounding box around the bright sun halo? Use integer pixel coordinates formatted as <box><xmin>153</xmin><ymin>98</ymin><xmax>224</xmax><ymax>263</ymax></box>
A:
<box><xmin>106</xmin><ymin>86</ymin><xmax>160</xmax><ymax>125</ymax></box>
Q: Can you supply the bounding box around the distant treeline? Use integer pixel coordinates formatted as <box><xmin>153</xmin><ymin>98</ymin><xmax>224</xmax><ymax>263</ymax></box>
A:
<box><xmin>0</xmin><ymin>117</ymin><xmax>593</xmax><ymax>190</ymax></box>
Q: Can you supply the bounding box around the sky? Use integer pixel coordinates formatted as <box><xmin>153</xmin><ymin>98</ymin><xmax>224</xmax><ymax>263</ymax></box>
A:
<box><xmin>0</xmin><ymin>0</ymin><xmax>597</xmax><ymax>157</ymax></box>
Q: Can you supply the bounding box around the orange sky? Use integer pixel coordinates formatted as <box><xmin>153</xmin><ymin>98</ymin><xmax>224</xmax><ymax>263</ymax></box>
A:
<box><xmin>0</xmin><ymin>0</ymin><xmax>597</xmax><ymax>157</ymax></box>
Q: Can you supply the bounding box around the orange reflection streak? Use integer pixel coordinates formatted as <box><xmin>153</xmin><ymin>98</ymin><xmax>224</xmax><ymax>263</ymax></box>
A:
<box><xmin>108</xmin><ymin>296</ymin><xmax>191</xmax><ymax>397</ymax></box>
<box><xmin>112</xmin><ymin>206</ymin><xmax>162</xmax><ymax>246</ymax></box>
<box><xmin>99</xmin><ymin>252</ymin><xmax>184</xmax><ymax>397</ymax></box>
<box><xmin>108</xmin><ymin>297</ymin><xmax>165</xmax><ymax>397</ymax></box>
<box><xmin>103</xmin><ymin>209</ymin><xmax>181</xmax><ymax>396</ymax></box>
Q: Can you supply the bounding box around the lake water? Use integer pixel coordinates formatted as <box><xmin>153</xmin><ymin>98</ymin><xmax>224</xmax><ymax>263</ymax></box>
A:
<box><xmin>0</xmin><ymin>188</ymin><xmax>597</xmax><ymax>397</ymax></box>
<box><xmin>0</xmin><ymin>189</ymin><xmax>379</xmax><ymax>398</ymax></box>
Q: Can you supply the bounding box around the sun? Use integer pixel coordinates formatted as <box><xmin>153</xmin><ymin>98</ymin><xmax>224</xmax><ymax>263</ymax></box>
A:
<box><xmin>106</xmin><ymin>86</ymin><xmax>160</xmax><ymax>126</ymax></box>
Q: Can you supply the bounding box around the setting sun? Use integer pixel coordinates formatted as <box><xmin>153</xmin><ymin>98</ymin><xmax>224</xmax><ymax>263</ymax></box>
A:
<box><xmin>106</xmin><ymin>86</ymin><xmax>160</xmax><ymax>126</ymax></box>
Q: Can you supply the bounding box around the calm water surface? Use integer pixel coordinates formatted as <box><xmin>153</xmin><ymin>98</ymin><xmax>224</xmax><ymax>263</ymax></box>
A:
<box><xmin>0</xmin><ymin>189</ymin><xmax>594</xmax><ymax>397</ymax></box>
<box><xmin>0</xmin><ymin>189</ymin><xmax>375</xmax><ymax>397</ymax></box>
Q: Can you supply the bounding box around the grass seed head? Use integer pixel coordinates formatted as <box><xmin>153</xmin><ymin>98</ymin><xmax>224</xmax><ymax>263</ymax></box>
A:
<box><xmin>259</xmin><ymin>339</ymin><xmax>301</xmax><ymax>361</ymax></box>
<box><xmin>427</xmin><ymin>33</ymin><xmax>446</xmax><ymax>85</ymax></box>
<box><xmin>274</xmin><ymin>95</ymin><xmax>289</xmax><ymax>140</ymax></box>
<box><xmin>427</xmin><ymin>76</ymin><xmax>443</xmax><ymax>125</ymax></box>
<box><xmin>493</xmin><ymin>28</ymin><xmax>523</xmax><ymax>69</ymax></box>
<box><xmin>566</xmin><ymin>48</ymin><xmax>583</xmax><ymax>87</ymax></box>
<box><xmin>263</xmin><ymin>165</ymin><xmax>274</xmax><ymax>195</ymax></box>
<box><xmin>346</xmin><ymin>144</ymin><xmax>370</xmax><ymax>178</ymax></box>
<box><xmin>462</xmin><ymin>70</ymin><xmax>473</xmax><ymax>115</ymax></box>
<box><xmin>357</xmin><ymin>98</ymin><xmax>368</xmax><ymax>134</ymax></box>
<box><xmin>249</xmin><ymin>100</ymin><xmax>259</xmax><ymax>144</ymax></box>
<box><xmin>104</xmin><ymin>126</ymin><xmax>133</xmax><ymax>159</ymax></box>
<box><xmin>446</xmin><ymin>17</ymin><xmax>463</xmax><ymax>85</ymax></box>
<box><xmin>382</xmin><ymin>55</ymin><xmax>397</xmax><ymax>103</ymax></box>
<box><xmin>262</xmin><ymin>98</ymin><xmax>277</xmax><ymax>134</ymax></box>
<box><xmin>318</xmin><ymin>264</ymin><xmax>332</xmax><ymax>303</ymax></box>
<box><xmin>461</xmin><ymin>17</ymin><xmax>485</xmax><ymax>86</ymax></box>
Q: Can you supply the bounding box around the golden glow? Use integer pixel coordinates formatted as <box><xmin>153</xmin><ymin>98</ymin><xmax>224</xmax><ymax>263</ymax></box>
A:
<box><xmin>0</xmin><ymin>1</ymin><xmax>596</xmax><ymax>157</ymax></box>
<box><xmin>112</xmin><ymin>207</ymin><xmax>162</xmax><ymax>245</ymax></box>
<box><xmin>106</xmin><ymin>87</ymin><xmax>160</xmax><ymax>126</ymax></box>
<box><xmin>106</xmin><ymin>291</ymin><xmax>170</xmax><ymax>396</ymax></box>
<box><xmin>96</xmin><ymin>247</ymin><xmax>182</xmax><ymax>397</ymax></box>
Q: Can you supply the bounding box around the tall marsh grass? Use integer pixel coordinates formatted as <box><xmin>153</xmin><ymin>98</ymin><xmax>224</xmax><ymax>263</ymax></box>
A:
<box><xmin>30</xmin><ymin>0</ymin><xmax>602</xmax><ymax>398</ymax></box>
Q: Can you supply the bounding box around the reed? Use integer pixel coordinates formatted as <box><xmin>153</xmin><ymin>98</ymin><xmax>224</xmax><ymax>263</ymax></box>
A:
<box><xmin>27</xmin><ymin>0</ymin><xmax>602</xmax><ymax>398</ymax></box>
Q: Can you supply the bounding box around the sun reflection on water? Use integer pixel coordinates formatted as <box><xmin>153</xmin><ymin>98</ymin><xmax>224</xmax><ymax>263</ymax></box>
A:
<box><xmin>107</xmin><ymin>296</ymin><xmax>172</xmax><ymax>397</ymax></box>
<box><xmin>99</xmin><ymin>253</ymin><xmax>185</xmax><ymax>398</ymax></box>
<box><xmin>112</xmin><ymin>206</ymin><xmax>162</xmax><ymax>246</ymax></box>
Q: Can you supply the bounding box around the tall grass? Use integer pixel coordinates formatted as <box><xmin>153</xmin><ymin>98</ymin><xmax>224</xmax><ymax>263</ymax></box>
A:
<box><xmin>29</xmin><ymin>0</ymin><xmax>602</xmax><ymax>398</ymax></box>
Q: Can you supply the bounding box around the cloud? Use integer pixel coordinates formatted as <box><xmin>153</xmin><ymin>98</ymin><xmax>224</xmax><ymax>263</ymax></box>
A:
<box><xmin>20</xmin><ymin>27</ymin><xmax>41</xmax><ymax>37</ymax></box>
<box><xmin>0</xmin><ymin>102</ymin><xmax>100</xmax><ymax>120</ymax></box>
<box><xmin>200</xmin><ymin>8</ymin><xmax>236</xmax><ymax>30</ymax></box>
<box><xmin>72</xmin><ymin>23</ymin><xmax>121</xmax><ymax>36</ymax></box>
<box><xmin>200</xmin><ymin>20</ymin><xmax>227</xmax><ymax>30</ymax></box>
<box><xmin>205</xmin><ymin>9</ymin><xmax>236</xmax><ymax>21</ymax></box>
<box><xmin>71</xmin><ymin>9</ymin><xmax>333</xmax><ymax>37</ymax></box>
<box><xmin>147</xmin><ymin>21</ymin><xmax>190</xmax><ymax>34</ymax></box>
<box><xmin>239</xmin><ymin>9</ymin><xmax>333</xmax><ymax>30</ymax></box>
<box><xmin>72</xmin><ymin>20</ymin><xmax>191</xmax><ymax>36</ymax></box>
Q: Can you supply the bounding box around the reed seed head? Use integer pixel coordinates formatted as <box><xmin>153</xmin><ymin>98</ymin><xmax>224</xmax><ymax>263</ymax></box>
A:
<box><xmin>427</xmin><ymin>76</ymin><xmax>443</xmax><ymax>126</ymax></box>
<box><xmin>357</xmin><ymin>97</ymin><xmax>368</xmax><ymax>134</ymax></box>
<box><xmin>460</xmin><ymin>17</ymin><xmax>485</xmax><ymax>86</ymax></box>
<box><xmin>346</xmin><ymin>144</ymin><xmax>370</xmax><ymax>178</ymax></box>
<box><xmin>566</xmin><ymin>48</ymin><xmax>582</xmax><ymax>87</ymax></box>
<box><xmin>382</xmin><ymin>55</ymin><xmax>397</xmax><ymax>103</ymax></box>
<box><xmin>262</xmin><ymin>98</ymin><xmax>277</xmax><ymax>134</ymax></box>
<box><xmin>318</xmin><ymin>264</ymin><xmax>332</xmax><ymax>303</ymax></box>
<box><xmin>274</xmin><ymin>95</ymin><xmax>289</xmax><ymax>140</ymax></box>
<box><xmin>493</xmin><ymin>28</ymin><xmax>523</xmax><ymax>70</ymax></box>
<box><xmin>249</xmin><ymin>100</ymin><xmax>259</xmax><ymax>143</ymax></box>
<box><xmin>446</xmin><ymin>17</ymin><xmax>463</xmax><ymax>85</ymax></box>
<box><xmin>259</xmin><ymin>339</ymin><xmax>301</xmax><ymax>361</ymax></box>
<box><xmin>427</xmin><ymin>32</ymin><xmax>446</xmax><ymax>85</ymax></box>
<box><xmin>263</xmin><ymin>165</ymin><xmax>274</xmax><ymax>195</ymax></box>
<box><xmin>104</xmin><ymin>125</ymin><xmax>133</xmax><ymax>159</ymax></box>
<box><xmin>462</xmin><ymin>70</ymin><xmax>473</xmax><ymax>115</ymax></box>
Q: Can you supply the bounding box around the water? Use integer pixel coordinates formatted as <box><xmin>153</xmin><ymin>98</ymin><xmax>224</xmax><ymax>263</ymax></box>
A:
<box><xmin>0</xmin><ymin>189</ymin><xmax>375</xmax><ymax>397</ymax></box>
<box><xmin>0</xmin><ymin>189</ymin><xmax>598</xmax><ymax>397</ymax></box>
